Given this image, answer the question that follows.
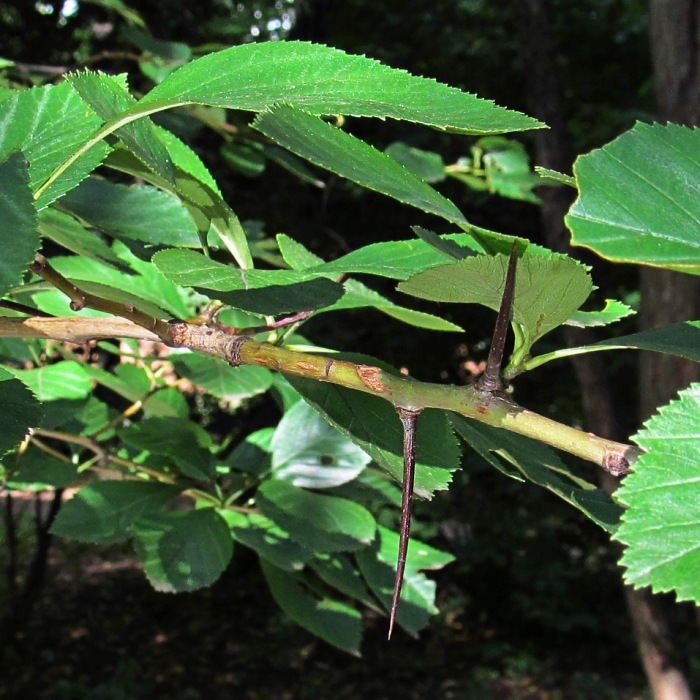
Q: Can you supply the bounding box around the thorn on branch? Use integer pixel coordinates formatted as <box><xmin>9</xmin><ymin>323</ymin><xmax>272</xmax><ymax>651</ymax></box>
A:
<box><xmin>475</xmin><ymin>242</ymin><xmax>518</xmax><ymax>395</ymax></box>
<box><xmin>389</xmin><ymin>406</ymin><xmax>422</xmax><ymax>640</ymax></box>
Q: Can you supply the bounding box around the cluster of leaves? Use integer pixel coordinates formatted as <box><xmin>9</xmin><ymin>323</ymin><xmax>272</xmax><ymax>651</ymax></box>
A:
<box><xmin>0</xmin><ymin>37</ymin><xmax>699</xmax><ymax>651</ymax></box>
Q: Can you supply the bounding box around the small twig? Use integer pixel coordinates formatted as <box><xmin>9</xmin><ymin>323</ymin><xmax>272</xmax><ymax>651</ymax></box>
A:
<box><xmin>389</xmin><ymin>406</ymin><xmax>423</xmax><ymax>639</ymax></box>
<box><xmin>0</xmin><ymin>300</ymin><xmax>54</xmax><ymax>318</ymax></box>
<box><xmin>476</xmin><ymin>242</ymin><xmax>518</xmax><ymax>394</ymax></box>
<box><xmin>28</xmin><ymin>254</ymin><xmax>174</xmax><ymax>341</ymax></box>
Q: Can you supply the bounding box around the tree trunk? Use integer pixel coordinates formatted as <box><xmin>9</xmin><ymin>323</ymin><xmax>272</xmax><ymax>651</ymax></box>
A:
<box><xmin>642</xmin><ymin>0</ymin><xmax>700</xmax><ymax>420</ymax></box>
<box><xmin>516</xmin><ymin>2</ymin><xmax>694</xmax><ymax>698</ymax></box>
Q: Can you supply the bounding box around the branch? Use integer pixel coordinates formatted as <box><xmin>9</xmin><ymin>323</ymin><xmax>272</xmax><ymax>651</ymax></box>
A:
<box><xmin>0</xmin><ymin>312</ymin><xmax>638</xmax><ymax>473</ymax></box>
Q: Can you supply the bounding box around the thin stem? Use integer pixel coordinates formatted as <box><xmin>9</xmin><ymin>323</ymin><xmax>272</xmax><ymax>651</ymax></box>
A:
<box><xmin>29</xmin><ymin>254</ymin><xmax>174</xmax><ymax>341</ymax></box>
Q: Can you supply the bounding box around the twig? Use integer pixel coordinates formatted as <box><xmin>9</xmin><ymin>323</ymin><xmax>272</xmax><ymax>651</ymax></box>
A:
<box><xmin>28</xmin><ymin>254</ymin><xmax>173</xmax><ymax>341</ymax></box>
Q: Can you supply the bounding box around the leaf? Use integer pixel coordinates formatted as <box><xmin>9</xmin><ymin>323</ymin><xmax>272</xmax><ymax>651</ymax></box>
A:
<box><xmin>260</xmin><ymin>558</ymin><xmax>362</xmax><ymax>655</ymax></box>
<box><xmin>385</xmin><ymin>141</ymin><xmax>446</xmax><ymax>183</ymax></box>
<box><xmin>309</xmin><ymin>553</ymin><xmax>379</xmax><ymax>610</ymax></box>
<box><xmin>615</xmin><ymin>384</ymin><xmax>700</xmax><ymax>601</ymax></box>
<box><xmin>225</xmin><ymin>427</ymin><xmax>274</xmax><ymax>476</ymax></box>
<box><xmin>221</xmin><ymin>140</ymin><xmax>266</xmax><ymax>177</ymax></box>
<box><xmin>0</xmin><ymin>152</ymin><xmax>40</xmax><ymax>296</ymax></box>
<box><xmin>452</xmin><ymin>415</ymin><xmax>622</xmax><ymax>531</ymax></box>
<box><xmin>323</xmin><ymin>278</ymin><xmax>463</xmax><ymax>332</ymax></box>
<box><xmin>593</xmin><ymin>321</ymin><xmax>700</xmax><ymax>361</ymax></box>
<box><xmin>66</xmin><ymin>70</ymin><xmax>175</xmax><ymax>184</ymax></box>
<box><xmin>271</xmin><ymin>399</ymin><xmax>371</xmax><ymax>488</ymax></box>
<box><xmin>412</xmin><ymin>226</ymin><xmax>475</xmax><ymax>260</ymax></box>
<box><xmin>534</xmin><ymin>166</ymin><xmax>576</xmax><ymax>187</ymax></box>
<box><xmin>0</xmin><ymin>367</ymin><xmax>43</xmax><ymax>457</ymax></box>
<box><xmin>398</xmin><ymin>251</ymin><xmax>593</xmax><ymax>352</ymax></box>
<box><xmin>311</xmin><ymin>234</ymin><xmax>494</xmax><ymax>281</ymax></box>
<box><xmin>286</xmin><ymin>373</ymin><xmax>460</xmax><ymax>499</ymax></box>
<box><xmin>219</xmin><ymin>509</ymin><xmax>312</xmax><ymax>572</ymax></box>
<box><xmin>172</xmin><ymin>354</ymin><xmax>272</xmax><ymax>407</ymax></box>
<box><xmin>253</xmin><ymin>104</ymin><xmax>468</xmax><ymax>227</ymax></box>
<box><xmin>98</xmin><ymin>137</ymin><xmax>254</xmax><ymax>268</ymax></box>
<box><xmin>153</xmin><ymin>248</ymin><xmax>343</xmax><ymax>314</ymax></box>
<box><xmin>7</xmin><ymin>361</ymin><xmax>92</xmax><ymax>401</ymax></box>
<box><xmin>567</xmin><ymin>122</ymin><xmax>700</xmax><ymax>273</ymax></box>
<box><xmin>0</xmin><ymin>82</ymin><xmax>110</xmax><ymax>207</ymax></box>
<box><xmin>139</xmin><ymin>41</ymin><xmax>542</xmax><ymax>135</ymax></box>
<box><xmin>51</xmin><ymin>480</ymin><xmax>181</xmax><ymax>543</ymax></box>
<box><xmin>118</xmin><ymin>416</ymin><xmax>214</xmax><ymax>481</ymax></box>
<box><xmin>277</xmin><ymin>233</ymin><xmax>324</xmax><ymax>270</ymax></box>
<box><xmin>61</xmin><ymin>177</ymin><xmax>200</xmax><ymax>247</ymax></box>
<box><xmin>566</xmin><ymin>298</ymin><xmax>635</xmax><ymax>328</ymax></box>
<box><xmin>37</xmin><ymin>208</ymin><xmax>122</xmax><ymax>265</ymax></box>
<box><xmin>256</xmin><ymin>479</ymin><xmax>376</xmax><ymax>553</ymax></box>
<box><xmin>8</xmin><ymin>448</ymin><xmax>78</xmax><ymax>489</ymax></box>
<box><xmin>133</xmin><ymin>508</ymin><xmax>233</xmax><ymax>592</ymax></box>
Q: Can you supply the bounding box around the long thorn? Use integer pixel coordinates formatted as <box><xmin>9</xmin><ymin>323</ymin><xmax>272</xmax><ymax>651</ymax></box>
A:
<box><xmin>388</xmin><ymin>406</ymin><xmax>422</xmax><ymax>639</ymax></box>
<box><xmin>476</xmin><ymin>242</ymin><xmax>518</xmax><ymax>393</ymax></box>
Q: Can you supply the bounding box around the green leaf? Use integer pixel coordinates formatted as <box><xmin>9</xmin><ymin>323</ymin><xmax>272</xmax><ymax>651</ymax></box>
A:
<box><xmin>61</xmin><ymin>177</ymin><xmax>200</xmax><ymax>247</ymax></box>
<box><xmin>398</xmin><ymin>251</ymin><xmax>593</xmax><ymax>353</ymax></box>
<box><xmin>172</xmin><ymin>354</ymin><xmax>272</xmax><ymax>407</ymax></box>
<box><xmin>140</xmin><ymin>41</ymin><xmax>542</xmax><ymax>135</ymax></box>
<box><xmin>225</xmin><ymin>427</ymin><xmax>274</xmax><ymax>476</ymax></box>
<box><xmin>66</xmin><ymin>70</ymin><xmax>175</xmax><ymax>184</ymax></box>
<box><xmin>615</xmin><ymin>384</ymin><xmax>700</xmax><ymax>601</ymax></box>
<box><xmin>7</xmin><ymin>361</ymin><xmax>92</xmax><ymax>401</ymax></box>
<box><xmin>133</xmin><ymin>508</ymin><xmax>233</xmax><ymax>592</ymax></box>
<box><xmin>7</xmin><ymin>447</ymin><xmax>78</xmax><ymax>489</ymax></box>
<box><xmin>566</xmin><ymin>298</ymin><xmax>635</xmax><ymax>328</ymax></box>
<box><xmin>102</xmin><ymin>138</ymin><xmax>253</xmax><ymax>268</ymax></box>
<box><xmin>260</xmin><ymin>558</ymin><xmax>362</xmax><ymax>655</ymax></box>
<box><xmin>534</xmin><ymin>166</ymin><xmax>576</xmax><ymax>187</ymax></box>
<box><xmin>309</xmin><ymin>553</ymin><xmax>379</xmax><ymax>611</ymax></box>
<box><xmin>221</xmin><ymin>140</ymin><xmax>266</xmax><ymax>177</ymax></box>
<box><xmin>271</xmin><ymin>400</ymin><xmax>371</xmax><ymax>488</ymax></box>
<box><xmin>0</xmin><ymin>152</ymin><xmax>40</xmax><ymax>296</ymax></box>
<box><xmin>256</xmin><ymin>479</ymin><xmax>376</xmax><ymax>552</ymax></box>
<box><xmin>287</xmin><ymin>374</ymin><xmax>459</xmax><ymax>499</ymax></box>
<box><xmin>253</xmin><ymin>104</ymin><xmax>468</xmax><ymax>227</ymax></box>
<box><xmin>328</xmin><ymin>278</ymin><xmax>463</xmax><ymax>332</ymax></box>
<box><xmin>593</xmin><ymin>321</ymin><xmax>700</xmax><ymax>361</ymax></box>
<box><xmin>567</xmin><ymin>122</ymin><xmax>700</xmax><ymax>273</ymax></box>
<box><xmin>119</xmin><ymin>417</ymin><xmax>214</xmax><ymax>481</ymax></box>
<box><xmin>0</xmin><ymin>367</ymin><xmax>43</xmax><ymax>457</ymax></box>
<box><xmin>152</xmin><ymin>248</ymin><xmax>343</xmax><ymax>314</ymax></box>
<box><xmin>412</xmin><ymin>226</ymin><xmax>476</xmax><ymax>260</ymax></box>
<box><xmin>0</xmin><ymin>82</ymin><xmax>110</xmax><ymax>207</ymax></box>
<box><xmin>452</xmin><ymin>416</ymin><xmax>622</xmax><ymax>531</ymax></box>
<box><xmin>123</xmin><ymin>27</ymin><xmax>191</xmax><ymax>83</ymax></box>
<box><xmin>51</xmin><ymin>480</ymin><xmax>181</xmax><ymax>543</ymax></box>
<box><xmin>277</xmin><ymin>233</ymin><xmax>324</xmax><ymax>270</ymax></box>
<box><xmin>356</xmin><ymin>525</ymin><xmax>449</xmax><ymax>636</ymax></box>
<box><xmin>385</xmin><ymin>141</ymin><xmax>446</xmax><ymax>183</ymax></box>
<box><xmin>219</xmin><ymin>509</ymin><xmax>312</xmax><ymax>572</ymax></box>
<box><xmin>37</xmin><ymin>208</ymin><xmax>122</xmax><ymax>265</ymax></box>
<box><xmin>312</xmin><ymin>234</ymin><xmax>489</xmax><ymax>281</ymax></box>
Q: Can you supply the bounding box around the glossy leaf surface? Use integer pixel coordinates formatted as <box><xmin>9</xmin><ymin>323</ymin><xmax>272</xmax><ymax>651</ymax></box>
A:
<box><xmin>568</xmin><ymin>122</ymin><xmax>700</xmax><ymax>273</ymax></box>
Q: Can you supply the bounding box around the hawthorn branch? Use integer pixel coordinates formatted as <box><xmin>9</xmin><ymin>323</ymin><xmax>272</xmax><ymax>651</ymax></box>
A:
<box><xmin>0</xmin><ymin>312</ymin><xmax>639</xmax><ymax>473</ymax></box>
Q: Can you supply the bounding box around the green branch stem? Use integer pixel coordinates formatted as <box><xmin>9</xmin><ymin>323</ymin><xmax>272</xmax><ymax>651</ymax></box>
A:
<box><xmin>4</xmin><ymin>259</ymin><xmax>640</xmax><ymax>474</ymax></box>
<box><xmin>0</xmin><ymin>316</ymin><xmax>636</xmax><ymax>473</ymax></box>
